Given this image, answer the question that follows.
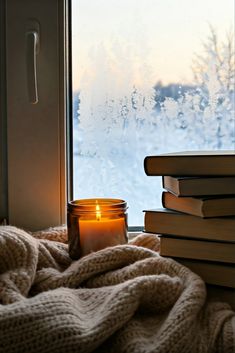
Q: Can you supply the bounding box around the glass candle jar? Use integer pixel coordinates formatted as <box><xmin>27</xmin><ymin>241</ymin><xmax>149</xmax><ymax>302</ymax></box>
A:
<box><xmin>67</xmin><ymin>198</ymin><xmax>128</xmax><ymax>259</ymax></box>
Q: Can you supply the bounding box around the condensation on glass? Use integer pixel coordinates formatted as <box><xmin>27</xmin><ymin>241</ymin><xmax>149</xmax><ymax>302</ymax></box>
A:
<box><xmin>72</xmin><ymin>0</ymin><xmax>235</xmax><ymax>226</ymax></box>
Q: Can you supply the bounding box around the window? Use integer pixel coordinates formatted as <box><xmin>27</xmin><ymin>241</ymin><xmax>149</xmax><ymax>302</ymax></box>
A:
<box><xmin>2</xmin><ymin>0</ymin><xmax>234</xmax><ymax>230</ymax></box>
<box><xmin>72</xmin><ymin>0</ymin><xmax>235</xmax><ymax>226</ymax></box>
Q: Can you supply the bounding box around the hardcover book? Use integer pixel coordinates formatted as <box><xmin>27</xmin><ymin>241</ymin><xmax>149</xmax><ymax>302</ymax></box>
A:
<box><xmin>144</xmin><ymin>150</ymin><xmax>235</xmax><ymax>176</ymax></box>
<box><xmin>162</xmin><ymin>175</ymin><xmax>235</xmax><ymax>197</ymax></box>
<box><xmin>206</xmin><ymin>284</ymin><xmax>235</xmax><ymax>310</ymax></box>
<box><xmin>162</xmin><ymin>191</ymin><xmax>235</xmax><ymax>218</ymax></box>
<box><xmin>175</xmin><ymin>258</ymin><xmax>235</xmax><ymax>288</ymax></box>
<box><xmin>144</xmin><ymin>208</ymin><xmax>235</xmax><ymax>242</ymax></box>
<box><xmin>159</xmin><ymin>236</ymin><xmax>235</xmax><ymax>263</ymax></box>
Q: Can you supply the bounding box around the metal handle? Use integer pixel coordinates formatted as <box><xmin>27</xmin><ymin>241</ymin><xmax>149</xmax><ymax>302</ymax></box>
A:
<box><xmin>26</xmin><ymin>31</ymin><xmax>39</xmax><ymax>104</ymax></box>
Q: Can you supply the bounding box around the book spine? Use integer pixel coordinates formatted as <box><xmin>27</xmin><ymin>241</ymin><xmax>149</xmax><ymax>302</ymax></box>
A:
<box><xmin>162</xmin><ymin>192</ymin><xmax>204</xmax><ymax>217</ymax></box>
<box><xmin>144</xmin><ymin>210</ymin><xmax>235</xmax><ymax>241</ymax></box>
<box><xmin>144</xmin><ymin>156</ymin><xmax>235</xmax><ymax>176</ymax></box>
<box><xmin>160</xmin><ymin>237</ymin><xmax>235</xmax><ymax>263</ymax></box>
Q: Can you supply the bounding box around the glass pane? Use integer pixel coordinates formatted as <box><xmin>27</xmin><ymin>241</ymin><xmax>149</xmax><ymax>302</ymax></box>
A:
<box><xmin>72</xmin><ymin>0</ymin><xmax>235</xmax><ymax>226</ymax></box>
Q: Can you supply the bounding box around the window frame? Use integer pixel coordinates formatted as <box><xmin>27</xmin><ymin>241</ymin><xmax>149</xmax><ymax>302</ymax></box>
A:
<box><xmin>0</xmin><ymin>0</ymin><xmax>8</xmax><ymax>224</ymax></box>
<box><xmin>2</xmin><ymin>0</ymin><xmax>70</xmax><ymax>231</ymax></box>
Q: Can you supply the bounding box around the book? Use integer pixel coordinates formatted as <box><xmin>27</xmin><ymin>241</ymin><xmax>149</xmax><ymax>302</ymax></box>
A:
<box><xmin>144</xmin><ymin>150</ymin><xmax>235</xmax><ymax>176</ymax></box>
<box><xmin>206</xmin><ymin>284</ymin><xmax>235</xmax><ymax>310</ymax></box>
<box><xmin>162</xmin><ymin>191</ymin><xmax>235</xmax><ymax>218</ymax></box>
<box><xmin>144</xmin><ymin>208</ymin><xmax>235</xmax><ymax>242</ymax></box>
<box><xmin>162</xmin><ymin>175</ymin><xmax>235</xmax><ymax>197</ymax></box>
<box><xmin>159</xmin><ymin>236</ymin><xmax>235</xmax><ymax>263</ymax></box>
<box><xmin>175</xmin><ymin>258</ymin><xmax>235</xmax><ymax>288</ymax></box>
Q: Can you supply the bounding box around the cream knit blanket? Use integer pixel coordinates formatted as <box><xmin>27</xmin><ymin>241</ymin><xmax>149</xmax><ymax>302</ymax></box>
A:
<box><xmin>0</xmin><ymin>226</ymin><xmax>234</xmax><ymax>353</ymax></box>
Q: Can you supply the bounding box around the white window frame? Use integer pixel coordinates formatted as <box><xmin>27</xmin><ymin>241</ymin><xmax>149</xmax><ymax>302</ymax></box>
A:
<box><xmin>2</xmin><ymin>0</ymin><xmax>70</xmax><ymax>231</ymax></box>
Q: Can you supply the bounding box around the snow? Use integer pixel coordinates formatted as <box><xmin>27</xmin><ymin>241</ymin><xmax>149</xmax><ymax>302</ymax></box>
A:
<box><xmin>72</xmin><ymin>28</ymin><xmax>235</xmax><ymax>226</ymax></box>
<box><xmin>73</xmin><ymin>84</ymin><xmax>234</xmax><ymax>226</ymax></box>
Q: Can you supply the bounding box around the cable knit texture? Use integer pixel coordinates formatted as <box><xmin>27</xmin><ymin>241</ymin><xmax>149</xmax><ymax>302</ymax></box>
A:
<box><xmin>0</xmin><ymin>226</ymin><xmax>234</xmax><ymax>353</ymax></box>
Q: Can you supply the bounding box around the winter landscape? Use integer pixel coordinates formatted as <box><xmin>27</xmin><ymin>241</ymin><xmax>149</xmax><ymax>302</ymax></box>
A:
<box><xmin>72</xmin><ymin>1</ymin><xmax>234</xmax><ymax>225</ymax></box>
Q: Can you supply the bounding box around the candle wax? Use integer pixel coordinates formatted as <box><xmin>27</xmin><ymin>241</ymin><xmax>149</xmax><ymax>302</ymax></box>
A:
<box><xmin>79</xmin><ymin>217</ymin><xmax>126</xmax><ymax>256</ymax></box>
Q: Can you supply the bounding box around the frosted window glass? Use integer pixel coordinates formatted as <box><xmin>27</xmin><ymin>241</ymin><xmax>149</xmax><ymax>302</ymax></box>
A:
<box><xmin>72</xmin><ymin>0</ymin><xmax>235</xmax><ymax>226</ymax></box>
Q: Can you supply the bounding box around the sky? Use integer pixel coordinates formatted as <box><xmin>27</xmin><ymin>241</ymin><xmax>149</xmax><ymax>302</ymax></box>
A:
<box><xmin>72</xmin><ymin>0</ymin><xmax>234</xmax><ymax>91</ymax></box>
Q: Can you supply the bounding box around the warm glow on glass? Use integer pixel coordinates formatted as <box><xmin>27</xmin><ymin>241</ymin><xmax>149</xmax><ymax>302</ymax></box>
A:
<box><xmin>95</xmin><ymin>201</ymin><xmax>101</xmax><ymax>221</ymax></box>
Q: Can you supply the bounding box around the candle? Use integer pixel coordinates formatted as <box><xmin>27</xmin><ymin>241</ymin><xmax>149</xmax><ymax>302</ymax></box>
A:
<box><xmin>67</xmin><ymin>198</ymin><xmax>128</xmax><ymax>259</ymax></box>
<box><xmin>79</xmin><ymin>216</ymin><xmax>127</xmax><ymax>255</ymax></box>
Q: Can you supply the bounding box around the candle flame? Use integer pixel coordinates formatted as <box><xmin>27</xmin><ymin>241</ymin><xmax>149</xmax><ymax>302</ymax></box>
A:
<box><xmin>96</xmin><ymin>202</ymin><xmax>101</xmax><ymax>221</ymax></box>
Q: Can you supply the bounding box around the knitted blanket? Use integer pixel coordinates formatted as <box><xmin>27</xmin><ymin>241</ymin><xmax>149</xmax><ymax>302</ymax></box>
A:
<box><xmin>0</xmin><ymin>226</ymin><xmax>234</xmax><ymax>353</ymax></box>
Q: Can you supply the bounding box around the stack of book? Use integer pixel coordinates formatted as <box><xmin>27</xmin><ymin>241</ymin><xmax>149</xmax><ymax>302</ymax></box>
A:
<box><xmin>143</xmin><ymin>151</ymin><xmax>235</xmax><ymax>290</ymax></box>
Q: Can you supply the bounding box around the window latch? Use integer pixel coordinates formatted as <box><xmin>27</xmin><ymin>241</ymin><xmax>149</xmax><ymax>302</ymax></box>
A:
<box><xmin>26</xmin><ymin>20</ymin><xmax>40</xmax><ymax>104</ymax></box>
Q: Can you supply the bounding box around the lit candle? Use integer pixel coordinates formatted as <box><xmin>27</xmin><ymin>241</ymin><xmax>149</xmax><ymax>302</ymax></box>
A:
<box><xmin>67</xmin><ymin>198</ymin><xmax>128</xmax><ymax>259</ymax></box>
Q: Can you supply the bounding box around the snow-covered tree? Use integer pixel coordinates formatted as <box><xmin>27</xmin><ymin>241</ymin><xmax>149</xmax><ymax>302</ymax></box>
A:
<box><xmin>161</xmin><ymin>26</ymin><xmax>235</xmax><ymax>149</ymax></box>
